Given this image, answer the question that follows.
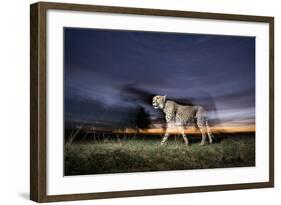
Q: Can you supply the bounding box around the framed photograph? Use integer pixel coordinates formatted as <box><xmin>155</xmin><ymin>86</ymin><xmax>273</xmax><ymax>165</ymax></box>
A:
<box><xmin>30</xmin><ymin>2</ymin><xmax>274</xmax><ymax>202</ymax></box>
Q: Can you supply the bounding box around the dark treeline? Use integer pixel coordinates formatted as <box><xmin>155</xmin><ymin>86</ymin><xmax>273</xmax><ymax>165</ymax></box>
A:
<box><xmin>64</xmin><ymin>128</ymin><xmax>162</xmax><ymax>144</ymax></box>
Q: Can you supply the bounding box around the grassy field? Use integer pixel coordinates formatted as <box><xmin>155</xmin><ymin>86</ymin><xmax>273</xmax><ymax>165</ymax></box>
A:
<box><xmin>64</xmin><ymin>134</ymin><xmax>255</xmax><ymax>176</ymax></box>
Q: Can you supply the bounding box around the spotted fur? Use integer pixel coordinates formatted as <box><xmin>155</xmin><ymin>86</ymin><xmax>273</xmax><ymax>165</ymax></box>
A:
<box><xmin>152</xmin><ymin>95</ymin><xmax>213</xmax><ymax>145</ymax></box>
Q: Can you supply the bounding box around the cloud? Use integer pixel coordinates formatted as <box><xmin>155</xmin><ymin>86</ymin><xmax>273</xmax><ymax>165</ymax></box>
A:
<box><xmin>64</xmin><ymin>28</ymin><xmax>255</xmax><ymax>129</ymax></box>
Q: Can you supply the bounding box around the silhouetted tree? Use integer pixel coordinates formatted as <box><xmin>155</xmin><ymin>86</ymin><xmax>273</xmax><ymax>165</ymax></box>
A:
<box><xmin>136</xmin><ymin>107</ymin><xmax>151</xmax><ymax>129</ymax></box>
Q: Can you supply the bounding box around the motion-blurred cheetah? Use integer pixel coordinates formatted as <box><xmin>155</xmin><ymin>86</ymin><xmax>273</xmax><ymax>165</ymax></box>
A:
<box><xmin>152</xmin><ymin>95</ymin><xmax>213</xmax><ymax>145</ymax></box>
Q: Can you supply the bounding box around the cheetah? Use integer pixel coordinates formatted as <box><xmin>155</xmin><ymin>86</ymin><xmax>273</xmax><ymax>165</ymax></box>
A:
<box><xmin>152</xmin><ymin>95</ymin><xmax>213</xmax><ymax>145</ymax></box>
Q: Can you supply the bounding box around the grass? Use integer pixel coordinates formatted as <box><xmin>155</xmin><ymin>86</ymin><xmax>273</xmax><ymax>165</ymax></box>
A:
<box><xmin>64</xmin><ymin>134</ymin><xmax>255</xmax><ymax>176</ymax></box>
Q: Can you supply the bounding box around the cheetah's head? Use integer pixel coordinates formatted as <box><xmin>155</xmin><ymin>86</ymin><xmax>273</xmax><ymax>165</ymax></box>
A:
<box><xmin>152</xmin><ymin>95</ymin><xmax>167</xmax><ymax>110</ymax></box>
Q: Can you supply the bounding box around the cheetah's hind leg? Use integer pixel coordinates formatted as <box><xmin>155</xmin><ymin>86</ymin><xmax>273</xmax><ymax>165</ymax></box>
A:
<box><xmin>196</xmin><ymin>118</ymin><xmax>207</xmax><ymax>146</ymax></box>
<box><xmin>205</xmin><ymin>119</ymin><xmax>213</xmax><ymax>144</ymax></box>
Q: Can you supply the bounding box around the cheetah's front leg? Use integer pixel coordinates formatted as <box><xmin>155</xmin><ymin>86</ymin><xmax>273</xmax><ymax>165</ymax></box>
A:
<box><xmin>161</xmin><ymin>123</ymin><xmax>172</xmax><ymax>145</ymax></box>
<box><xmin>161</xmin><ymin>133</ymin><xmax>169</xmax><ymax>145</ymax></box>
<box><xmin>178</xmin><ymin>126</ymin><xmax>189</xmax><ymax>145</ymax></box>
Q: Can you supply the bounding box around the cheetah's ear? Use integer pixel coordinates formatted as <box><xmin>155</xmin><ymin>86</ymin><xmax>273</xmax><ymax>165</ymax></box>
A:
<box><xmin>163</xmin><ymin>95</ymin><xmax>167</xmax><ymax>101</ymax></box>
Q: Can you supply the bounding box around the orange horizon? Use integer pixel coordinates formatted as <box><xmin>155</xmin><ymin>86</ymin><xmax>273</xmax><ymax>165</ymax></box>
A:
<box><xmin>86</xmin><ymin>124</ymin><xmax>255</xmax><ymax>135</ymax></box>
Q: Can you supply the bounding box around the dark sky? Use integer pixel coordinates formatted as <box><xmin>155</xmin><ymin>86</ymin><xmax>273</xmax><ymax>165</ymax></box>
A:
<box><xmin>64</xmin><ymin>28</ymin><xmax>255</xmax><ymax>128</ymax></box>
